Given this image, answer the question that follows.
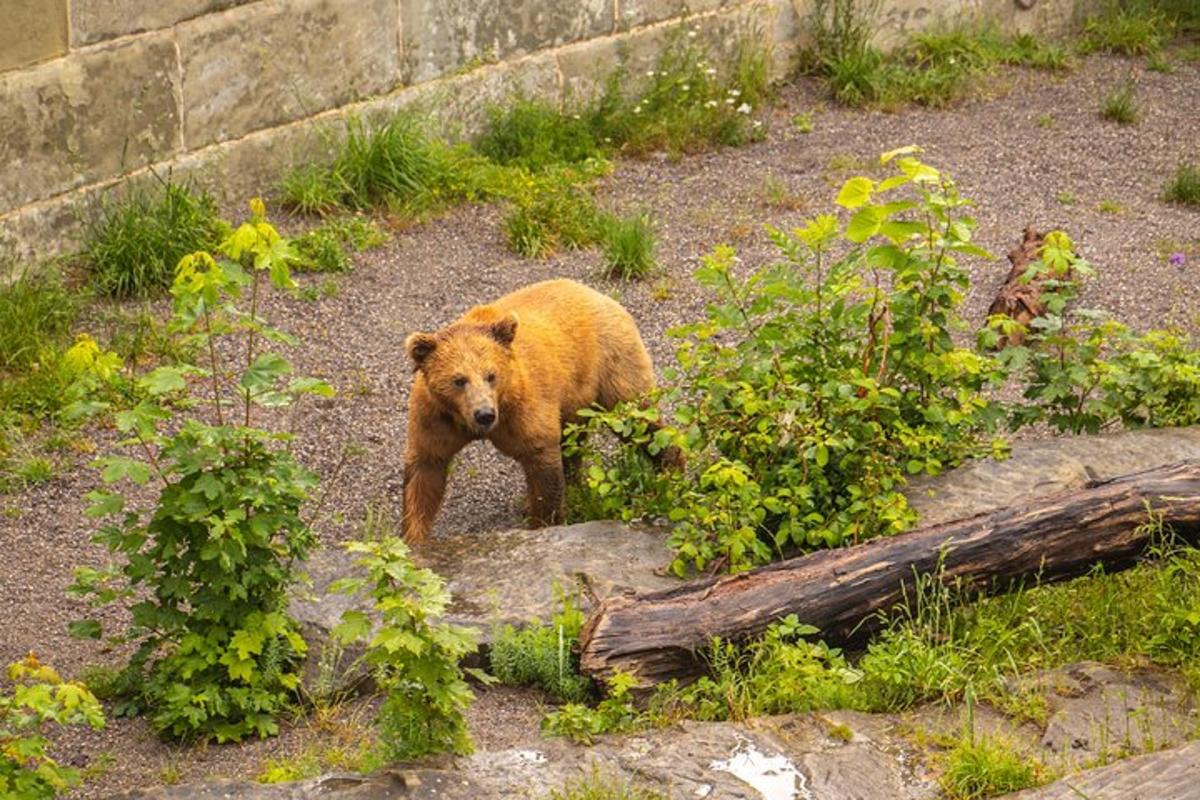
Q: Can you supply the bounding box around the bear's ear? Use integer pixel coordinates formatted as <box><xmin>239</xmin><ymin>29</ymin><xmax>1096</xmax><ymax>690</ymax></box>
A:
<box><xmin>489</xmin><ymin>312</ymin><xmax>519</xmax><ymax>347</ymax></box>
<box><xmin>405</xmin><ymin>332</ymin><xmax>438</xmax><ymax>367</ymax></box>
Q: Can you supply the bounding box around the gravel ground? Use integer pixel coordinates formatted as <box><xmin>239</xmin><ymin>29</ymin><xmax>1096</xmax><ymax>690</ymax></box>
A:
<box><xmin>1</xmin><ymin>54</ymin><xmax>1197</xmax><ymax>797</ymax></box>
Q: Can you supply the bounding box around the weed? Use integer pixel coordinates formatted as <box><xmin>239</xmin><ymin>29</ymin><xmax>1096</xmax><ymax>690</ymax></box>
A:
<box><xmin>1100</xmin><ymin>79</ymin><xmax>1139</xmax><ymax>124</ymax></box>
<box><xmin>826</xmin><ymin>720</ymin><xmax>854</xmax><ymax>742</ymax></box>
<box><xmin>1098</xmin><ymin>199</ymin><xmax>1124</xmax><ymax>213</ymax></box>
<box><xmin>543</xmin><ymin>671</ymin><xmax>646</xmax><ymax>745</ymax></box>
<box><xmin>760</xmin><ymin>174</ymin><xmax>806</xmax><ymax>211</ymax></box>
<box><xmin>1146</xmin><ymin>50</ymin><xmax>1175</xmax><ymax>72</ymax></box>
<box><xmin>598</xmin><ymin>213</ymin><xmax>657</xmax><ymax>280</ymax></box>
<box><xmin>490</xmin><ymin>587</ymin><xmax>592</xmax><ymax>703</ymax></box>
<box><xmin>544</xmin><ymin>767</ymin><xmax>667</xmax><ymax>800</ymax></box>
<box><xmin>280</xmin><ymin>165</ymin><xmax>344</xmax><ymax>216</ymax></box>
<box><xmin>504</xmin><ymin>175</ymin><xmax>604</xmax><ymax>258</ymax></box>
<box><xmin>478</xmin><ymin>97</ymin><xmax>603</xmax><ymax>172</ymax></box>
<box><xmin>792</xmin><ymin>111</ymin><xmax>815</xmax><ymax>134</ymax></box>
<box><xmin>257</xmin><ymin>751</ymin><xmax>323</xmax><ymax>784</ymax></box>
<box><xmin>1081</xmin><ymin>0</ymin><xmax>1170</xmax><ymax>56</ymax></box>
<box><xmin>1036</xmin><ymin>113</ymin><xmax>1056</xmax><ymax>129</ymax></box>
<box><xmin>0</xmin><ymin>269</ymin><xmax>76</xmax><ymax>372</ymax></box>
<box><xmin>1163</xmin><ymin>162</ymin><xmax>1200</xmax><ymax>206</ymax></box>
<box><xmin>937</xmin><ymin>729</ymin><xmax>1050</xmax><ymax>799</ymax></box>
<box><xmin>1056</xmin><ymin>190</ymin><xmax>1077</xmax><ymax>205</ymax></box>
<box><xmin>650</xmin><ymin>278</ymin><xmax>673</xmax><ymax>302</ymax></box>
<box><xmin>14</xmin><ymin>456</ymin><xmax>53</xmax><ymax>485</ymax></box>
<box><xmin>294</xmin><ymin>227</ymin><xmax>351</xmax><ymax>273</ymax></box>
<box><xmin>84</xmin><ymin>177</ymin><xmax>227</xmax><ymax>298</ymax></box>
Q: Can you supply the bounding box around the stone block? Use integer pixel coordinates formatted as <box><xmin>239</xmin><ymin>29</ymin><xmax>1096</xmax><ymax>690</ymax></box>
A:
<box><xmin>382</xmin><ymin>52</ymin><xmax>561</xmax><ymax>140</ymax></box>
<box><xmin>400</xmin><ymin>0</ymin><xmax>613</xmax><ymax>84</ymax></box>
<box><xmin>69</xmin><ymin>0</ymin><xmax>253</xmax><ymax>45</ymax></box>
<box><xmin>177</xmin><ymin>0</ymin><xmax>400</xmax><ymax>148</ymax></box>
<box><xmin>0</xmin><ymin>0</ymin><xmax>68</xmax><ymax>73</ymax></box>
<box><xmin>0</xmin><ymin>35</ymin><xmax>181</xmax><ymax>210</ymax></box>
<box><xmin>617</xmin><ymin>0</ymin><xmax>750</xmax><ymax>31</ymax></box>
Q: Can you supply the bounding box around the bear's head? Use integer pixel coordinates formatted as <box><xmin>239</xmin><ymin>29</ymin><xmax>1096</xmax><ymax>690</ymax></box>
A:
<box><xmin>405</xmin><ymin>312</ymin><xmax>518</xmax><ymax>436</ymax></box>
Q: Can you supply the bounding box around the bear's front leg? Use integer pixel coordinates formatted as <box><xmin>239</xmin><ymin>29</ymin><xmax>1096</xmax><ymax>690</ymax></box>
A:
<box><xmin>401</xmin><ymin>408</ymin><xmax>467</xmax><ymax>544</ymax></box>
<box><xmin>522</xmin><ymin>447</ymin><xmax>566</xmax><ymax>528</ymax></box>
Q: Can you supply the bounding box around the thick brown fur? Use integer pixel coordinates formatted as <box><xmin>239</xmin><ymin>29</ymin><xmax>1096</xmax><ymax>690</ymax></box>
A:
<box><xmin>401</xmin><ymin>279</ymin><xmax>660</xmax><ymax>543</ymax></box>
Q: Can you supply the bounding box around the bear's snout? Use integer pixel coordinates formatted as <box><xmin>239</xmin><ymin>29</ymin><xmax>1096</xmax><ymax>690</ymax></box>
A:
<box><xmin>473</xmin><ymin>407</ymin><xmax>497</xmax><ymax>430</ymax></box>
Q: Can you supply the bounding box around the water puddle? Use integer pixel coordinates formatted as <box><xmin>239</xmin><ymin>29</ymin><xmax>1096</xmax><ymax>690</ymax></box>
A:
<box><xmin>709</xmin><ymin>740</ymin><xmax>812</xmax><ymax>800</ymax></box>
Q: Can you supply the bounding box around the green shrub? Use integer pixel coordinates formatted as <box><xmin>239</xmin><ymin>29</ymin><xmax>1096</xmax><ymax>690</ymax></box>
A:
<box><xmin>0</xmin><ymin>269</ymin><xmax>76</xmax><ymax>372</ymax></box>
<box><xmin>598</xmin><ymin>213</ymin><xmax>657</xmax><ymax>280</ymax></box>
<box><xmin>294</xmin><ymin>228</ymin><xmax>352</xmax><ymax>273</ymax></box>
<box><xmin>543</xmin><ymin>671</ymin><xmax>646</xmax><ymax>745</ymax></box>
<box><xmin>1</xmin><ymin>654</ymin><xmax>105</xmax><ymax>799</ymax></box>
<box><xmin>69</xmin><ymin>200</ymin><xmax>328</xmax><ymax>742</ymax></box>
<box><xmin>280</xmin><ymin>165</ymin><xmax>344</xmax><ymax>217</ymax></box>
<box><xmin>477</xmin><ymin>97</ymin><xmax>604</xmax><ymax>172</ymax></box>
<box><xmin>1100</xmin><ymin>79</ymin><xmax>1139</xmax><ymax>124</ymax></box>
<box><xmin>568</xmin><ymin>148</ymin><xmax>1006</xmax><ymax>575</ymax></box>
<box><xmin>1163</xmin><ymin>162</ymin><xmax>1200</xmax><ymax>206</ymax></box>
<box><xmin>489</xmin><ymin>589</ymin><xmax>592</xmax><ymax>703</ymax></box>
<box><xmin>331</xmin><ymin>520</ymin><xmax>480</xmax><ymax>760</ymax></box>
<box><xmin>84</xmin><ymin>178</ymin><xmax>227</xmax><ymax>298</ymax></box>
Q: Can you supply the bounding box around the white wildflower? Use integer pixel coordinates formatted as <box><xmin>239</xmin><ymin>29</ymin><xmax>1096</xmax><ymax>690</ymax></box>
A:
<box><xmin>725</xmin><ymin>97</ymin><xmax>735</xmax><ymax>105</ymax></box>
<box><xmin>728</xmin><ymin>88</ymin><xmax>741</xmax><ymax>97</ymax></box>
<box><xmin>705</xmin><ymin>99</ymin><xmax>719</xmax><ymax>108</ymax></box>
<box><xmin>688</xmin><ymin>30</ymin><xmax>698</xmax><ymax>38</ymax></box>
<box><xmin>737</xmin><ymin>102</ymin><xmax>752</xmax><ymax>115</ymax></box>
<box><xmin>646</xmin><ymin>69</ymin><xmax>656</xmax><ymax>77</ymax></box>
<box><xmin>706</xmin><ymin>67</ymin><xmax>718</xmax><ymax>76</ymax></box>
<box><xmin>681</xmin><ymin>83</ymin><xmax>690</xmax><ymax>91</ymax></box>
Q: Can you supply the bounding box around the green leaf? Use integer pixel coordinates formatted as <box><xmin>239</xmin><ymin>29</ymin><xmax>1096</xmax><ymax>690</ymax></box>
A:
<box><xmin>836</xmin><ymin>176</ymin><xmax>874</xmax><ymax>210</ymax></box>
<box><xmin>98</xmin><ymin>457</ymin><xmax>152</xmax><ymax>486</ymax></box>
<box><xmin>138</xmin><ymin>366</ymin><xmax>190</xmax><ymax>396</ymax></box>
<box><xmin>240</xmin><ymin>352</ymin><xmax>292</xmax><ymax>394</ymax></box>
<box><xmin>333</xmin><ymin>610</ymin><xmax>372</xmax><ymax>644</ymax></box>
<box><xmin>287</xmin><ymin>377</ymin><xmax>335</xmax><ymax>398</ymax></box>
<box><xmin>84</xmin><ymin>490</ymin><xmax>124</xmax><ymax>518</ymax></box>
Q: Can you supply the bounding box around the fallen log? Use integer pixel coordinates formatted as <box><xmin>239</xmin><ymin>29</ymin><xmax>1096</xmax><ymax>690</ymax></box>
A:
<box><xmin>578</xmin><ymin>460</ymin><xmax>1200</xmax><ymax>689</ymax></box>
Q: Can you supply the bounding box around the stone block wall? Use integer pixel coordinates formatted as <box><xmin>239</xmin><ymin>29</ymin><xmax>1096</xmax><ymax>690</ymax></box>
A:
<box><xmin>0</xmin><ymin>0</ymin><xmax>1092</xmax><ymax>264</ymax></box>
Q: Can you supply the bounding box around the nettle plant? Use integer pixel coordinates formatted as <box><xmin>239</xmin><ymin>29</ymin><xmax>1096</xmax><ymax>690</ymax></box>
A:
<box><xmin>568</xmin><ymin>147</ymin><xmax>1007</xmax><ymax>575</ymax></box>
<box><xmin>70</xmin><ymin>200</ymin><xmax>332</xmax><ymax>742</ymax></box>
<box><xmin>1</xmin><ymin>654</ymin><xmax>105</xmax><ymax>799</ymax></box>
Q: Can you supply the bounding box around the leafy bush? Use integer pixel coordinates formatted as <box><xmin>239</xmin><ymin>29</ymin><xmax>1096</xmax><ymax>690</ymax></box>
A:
<box><xmin>1163</xmin><ymin>162</ymin><xmax>1200</xmax><ymax>206</ymax></box>
<box><xmin>597</xmin><ymin>213</ymin><xmax>657</xmax><ymax>280</ymax></box>
<box><xmin>69</xmin><ymin>200</ymin><xmax>329</xmax><ymax>742</ymax></box>
<box><xmin>569</xmin><ymin>148</ymin><xmax>1006</xmax><ymax>575</ymax></box>
<box><xmin>84</xmin><ymin>178</ymin><xmax>227</xmax><ymax>298</ymax></box>
<box><xmin>0</xmin><ymin>270</ymin><xmax>82</xmax><ymax>422</ymax></box>
<box><xmin>1</xmin><ymin>654</ymin><xmax>105</xmax><ymax>799</ymax></box>
<box><xmin>503</xmin><ymin>171</ymin><xmax>606</xmax><ymax>258</ymax></box>
<box><xmin>489</xmin><ymin>588</ymin><xmax>592</xmax><ymax>702</ymax></box>
<box><xmin>332</xmin><ymin>527</ymin><xmax>480</xmax><ymax>760</ymax></box>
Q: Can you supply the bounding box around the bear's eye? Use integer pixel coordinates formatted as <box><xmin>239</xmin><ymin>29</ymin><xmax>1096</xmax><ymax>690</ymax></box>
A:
<box><xmin>453</xmin><ymin>376</ymin><xmax>468</xmax><ymax>389</ymax></box>
<box><xmin>486</xmin><ymin>372</ymin><xmax>496</xmax><ymax>384</ymax></box>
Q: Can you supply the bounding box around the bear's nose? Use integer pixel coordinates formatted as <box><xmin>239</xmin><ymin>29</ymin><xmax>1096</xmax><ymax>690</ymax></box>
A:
<box><xmin>474</xmin><ymin>408</ymin><xmax>496</xmax><ymax>428</ymax></box>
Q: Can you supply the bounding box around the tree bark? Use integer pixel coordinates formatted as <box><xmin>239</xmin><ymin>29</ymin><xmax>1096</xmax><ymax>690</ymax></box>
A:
<box><xmin>579</xmin><ymin>460</ymin><xmax>1200</xmax><ymax>689</ymax></box>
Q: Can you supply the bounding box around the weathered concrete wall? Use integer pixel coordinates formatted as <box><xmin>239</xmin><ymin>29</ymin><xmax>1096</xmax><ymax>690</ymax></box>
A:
<box><xmin>0</xmin><ymin>0</ymin><xmax>1092</xmax><ymax>264</ymax></box>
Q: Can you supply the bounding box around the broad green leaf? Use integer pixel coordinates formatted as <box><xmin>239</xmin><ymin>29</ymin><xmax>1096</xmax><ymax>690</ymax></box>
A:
<box><xmin>879</xmin><ymin>144</ymin><xmax>923</xmax><ymax>163</ymax></box>
<box><xmin>836</xmin><ymin>176</ymin><xmax>874</xmax><ymax>210</ymax></box>
<box><xmin>68</xmin><ymin>619</ymin><xmax>103</xmax><ymax>639</ymax></box>
<box><xmin>99</xmin><ymin>456</ymin><xmax>152</xmax><ymax>486</ymax></box>
<box><xmin>138</xmin><ymin>366</ymin><xmax>190</xmax><ymax>396</ymax></box>
<box><xmin>240</xmin><ymin>352</ymin><xmax>292</xmax><ymax>394</ymax></box>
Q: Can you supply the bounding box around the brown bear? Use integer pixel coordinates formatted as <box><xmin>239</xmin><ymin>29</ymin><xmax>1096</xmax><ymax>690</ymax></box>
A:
<box><xmin>401</xmin><ymin>278</ymin><xmax>661</xmax><ymax>543</ymax></box>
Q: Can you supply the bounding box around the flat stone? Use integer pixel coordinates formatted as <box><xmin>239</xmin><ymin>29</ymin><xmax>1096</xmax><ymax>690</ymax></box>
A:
<box><xmin>617</xmin><ymin>0</ymin><xmax>745</xmax><ymax>31</ymax></box>
<box><xmin>905</xmin><ymin>428</ymin><xmax>1200</xmax><ymax>527</ymax></box>
<box><xmin>1018</xmin><ymin>663</ymin><xmax>1196</xmax><ymax>770</ymax></box>
<box><xmin>177</xmin><ymin>0</ymin><xmax>400</xmax><ymax>148</ymax></box>
<box><xmin>1</xmin><ymin>0</ymin><xmax>68</xmax><ymax>72</ymax></box>
<box><xmin>0</xmin><ymin>34</ymin><xmax>181</xmax><ymax>209</ymax></box>
<box><xmin>1004</xmin><ymin>740</ymin><xmax>1200</xmax><ymax>799</ymax></box>
<box><xmin>289</xmin><ymin>521</ymin><xmax>677</xmax><ymax>698</ymax></box>
<box><xmin>399</xmin><ymin>0</ymin><xmax>613</xmax><ymax>84</ymax></box>
<box><xmin>69</xmin><ymin>0</ymin><xmax>253</xmax><ymax>45</ymax></box>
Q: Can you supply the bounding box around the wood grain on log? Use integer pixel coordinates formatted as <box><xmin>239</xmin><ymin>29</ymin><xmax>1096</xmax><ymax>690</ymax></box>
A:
<box><xmin>579</xmin><ymin>460</ymin><xmax>1200</xmax><ymax>688</ymax></box>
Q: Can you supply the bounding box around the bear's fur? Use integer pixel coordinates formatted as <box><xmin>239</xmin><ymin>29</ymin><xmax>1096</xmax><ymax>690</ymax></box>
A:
<box><xmin>401</xmin><ymin>279</ymin><xmax>659</xmax><ymax>543</ymax></box>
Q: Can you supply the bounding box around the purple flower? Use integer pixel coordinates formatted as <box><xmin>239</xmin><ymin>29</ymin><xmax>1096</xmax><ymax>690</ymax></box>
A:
<box><xmin>1169</xmin><ymin>251</ymin><xmax>1186</xmax><ymax>267</ymax></box>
